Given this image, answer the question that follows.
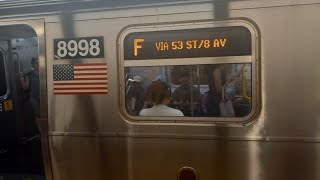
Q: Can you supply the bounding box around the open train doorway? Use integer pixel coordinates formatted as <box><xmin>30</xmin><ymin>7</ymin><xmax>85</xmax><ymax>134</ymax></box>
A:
<box><xmin>0</xmin><ymin>22</ymin><xmax>46</xmax><ymax>179</ymax></box>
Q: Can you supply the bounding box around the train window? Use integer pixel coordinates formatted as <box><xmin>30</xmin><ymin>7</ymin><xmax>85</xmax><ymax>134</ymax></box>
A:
<box><xmin>120</xmin><ymin>22</ymin><xmax>259</xmax><ymax>122</ymax></box>
<box><xmin>0</xmin><ymin>49</ymin><xmax>7</xmax><ymax>97</ymax></box>
<box><xmin>124</xmin><ymin>63</ymin><xmax>252</xmax><ymax>117</ymax></box>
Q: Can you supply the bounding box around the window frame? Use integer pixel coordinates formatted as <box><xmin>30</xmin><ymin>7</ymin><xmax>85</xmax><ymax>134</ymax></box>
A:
<box><xmin>0</xmin><ymin>47</ymin><xmax>10</xmax><ymax>100</ymax></box>
<box><xmin>118</xmin><ymin>20</ymin><xmax>260</xmax><ymax>125</ymax></box>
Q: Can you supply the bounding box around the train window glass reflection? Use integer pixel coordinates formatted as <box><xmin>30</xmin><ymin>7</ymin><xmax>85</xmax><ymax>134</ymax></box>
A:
<box><xmin>124</xmin><ymin>63</ymin><xmax>252</xmax><ymax>117</ymax></box>
<box><xmin>0</xmin><ymin>50</ymin><xmax>7</xmax><ymax>97</ymax></box>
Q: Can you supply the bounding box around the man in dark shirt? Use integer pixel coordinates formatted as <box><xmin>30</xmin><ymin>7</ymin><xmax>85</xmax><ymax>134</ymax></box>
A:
<box><xmin>126</xmin><ymin>76</ymin><xmax>145</xmax><ymax>116</ymax></box>
<box><xmin>20</xmin><ymin>57</ymin><xmax>40</xmax><ymax>118</ymax></box>
<box><xmin>172</xmin><ymin>73</ymin><xmax>199</xmax><ymax>116</ymax></box>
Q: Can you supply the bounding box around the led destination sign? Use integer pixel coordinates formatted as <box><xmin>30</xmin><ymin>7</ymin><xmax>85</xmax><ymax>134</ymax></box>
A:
<box><xmin>124</xmin><ymin>26</ymin><xmax>252</xmax><ymax>60</ymax></box>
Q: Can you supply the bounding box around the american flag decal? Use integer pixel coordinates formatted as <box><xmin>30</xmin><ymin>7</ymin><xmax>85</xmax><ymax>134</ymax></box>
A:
<box><xmin>53</xmin><ymin>63</ymin><xmax>108</xmax><ymax>95</ymax></box>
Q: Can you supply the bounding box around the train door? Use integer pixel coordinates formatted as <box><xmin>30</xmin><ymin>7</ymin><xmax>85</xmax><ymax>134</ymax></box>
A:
<box><xmin>0</xmin><ymin>21</ymin><xmax>48</xmax><ymax>180</ymax></box>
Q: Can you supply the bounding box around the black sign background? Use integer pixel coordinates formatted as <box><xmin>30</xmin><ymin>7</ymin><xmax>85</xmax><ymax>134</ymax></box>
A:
<box><xmin>124</xmin><ymin>26</ymin><xmax>252</xmax><ymax>60</ymax></box>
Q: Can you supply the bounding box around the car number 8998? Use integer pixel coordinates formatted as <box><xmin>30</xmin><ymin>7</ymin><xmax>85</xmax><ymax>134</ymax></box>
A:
<box><xmin>54</xmin><ymin>36</ymin><xmax>104</xmax><ymax>59</ymax></box>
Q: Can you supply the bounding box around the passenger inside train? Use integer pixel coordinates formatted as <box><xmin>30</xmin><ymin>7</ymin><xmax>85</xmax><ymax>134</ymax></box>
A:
<box><xmin>125</xmin><ymin>63</ymin><xmax>252</xmax><ymax>118</ymax></box>
<box><xmin>19</xmin><ymin>57</ymin><xmax>40</xmax><ymax>119</ymax></box>
<box><xmin>139</xmin><ymin>80</ymin><xmax>184</xmax><ymax>116</ymax></box>
<box><xmin>125</xmin><ymin>75</ymin><xmax>146</xmax><ymax>116</ymax></box>
<box><xmin>201</xmin><ymin>64</ymin><xmax>225</xmax><ymax>116</ymax></box>
<box><xmin>172</xmin><ymin>72</ymin><xmax>199</xmax><ymax>116</ymax></box>
<box><xmin>17</xmin><ymin>55</ymin><xmax>44</xmax><ymax>174</ymax></box>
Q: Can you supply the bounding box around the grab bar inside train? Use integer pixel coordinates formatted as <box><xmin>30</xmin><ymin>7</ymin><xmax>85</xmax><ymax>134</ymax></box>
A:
<box><xmin>242</xmin><ymin>64</ymin><xmax>251</xmax><ymax>101</ymax></box>
<box><xmin>12</xmin><ymin>52</ymin><xmax>20</xmax><ymax>73</ymax></box>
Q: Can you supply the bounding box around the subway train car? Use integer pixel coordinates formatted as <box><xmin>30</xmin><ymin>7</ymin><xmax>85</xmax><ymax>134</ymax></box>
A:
<box><xmin>0</xmin><ymin>0</ymin><xmax>320</xmax><ymax>179</ymax></box>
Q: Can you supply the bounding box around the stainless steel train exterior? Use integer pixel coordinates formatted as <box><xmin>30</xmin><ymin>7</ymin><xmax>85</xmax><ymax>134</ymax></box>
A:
<box><xmin>0</xmin><ymin>0</ymin><xmax>320</xmax><ymax>179</ymax></box>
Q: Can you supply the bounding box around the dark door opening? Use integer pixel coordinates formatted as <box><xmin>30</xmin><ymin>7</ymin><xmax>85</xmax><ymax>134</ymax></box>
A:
<box><xmin>0</xmin><ymin>24</ymin><xmax>45</xmax><ymax>179</ymax></box>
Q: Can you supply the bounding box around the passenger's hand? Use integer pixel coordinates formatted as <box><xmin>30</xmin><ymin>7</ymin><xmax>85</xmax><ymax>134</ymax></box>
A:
<box><xmin>19</xmin><ymin>72</ymin><xmax>24</xmax><ymax>79</ymax></box>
